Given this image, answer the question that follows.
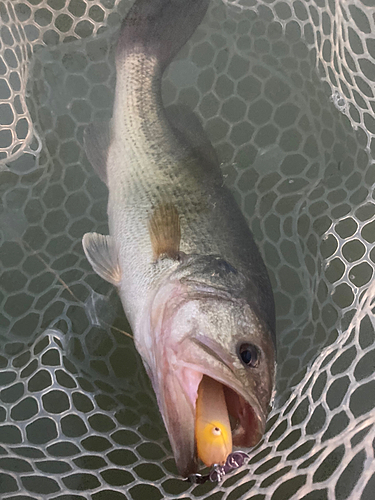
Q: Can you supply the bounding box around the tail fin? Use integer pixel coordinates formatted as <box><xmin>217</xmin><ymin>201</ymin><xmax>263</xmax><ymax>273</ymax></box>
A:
<box><xmin>117</xmin><ymin>0</ymin><xmax>210</xmax><ymax>71</ymax></box>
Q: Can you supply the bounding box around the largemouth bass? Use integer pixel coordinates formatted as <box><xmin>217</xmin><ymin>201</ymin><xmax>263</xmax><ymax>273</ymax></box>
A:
<box><xmin>83</xmin><ymin>0</ymin><xmax>276</xmax><ymax>477</ymax></box>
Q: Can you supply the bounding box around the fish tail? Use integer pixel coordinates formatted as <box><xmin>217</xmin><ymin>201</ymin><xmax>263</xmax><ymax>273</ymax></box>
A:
<box><xmin>117</xmin><ymin>0</ymin><xmax>210</xmax><ymax>71</ymax></box>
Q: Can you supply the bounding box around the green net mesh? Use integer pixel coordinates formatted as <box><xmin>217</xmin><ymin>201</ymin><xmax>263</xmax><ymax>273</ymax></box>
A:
<box><xmin>0</xmin><ymin>0</ymin><xmax>374</xmax><ymax>498</ymax></box>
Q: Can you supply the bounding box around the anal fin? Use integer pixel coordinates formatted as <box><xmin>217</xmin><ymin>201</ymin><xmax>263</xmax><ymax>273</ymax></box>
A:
<box><xmin>148</xmin><ymin>203</ymin><xmax>181</xmax><ymax>261</ymax></box>
<box><xmin>82</xmin><ymin>232</ymin><xmax>121</xmax><ymax>286</ymax></box>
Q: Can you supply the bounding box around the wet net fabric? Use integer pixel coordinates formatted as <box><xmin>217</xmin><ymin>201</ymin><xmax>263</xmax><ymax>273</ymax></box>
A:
<box><xmin>0</xmin><ymin>0</ymin><xmax>374</xmax><ymax>498</ymax></box>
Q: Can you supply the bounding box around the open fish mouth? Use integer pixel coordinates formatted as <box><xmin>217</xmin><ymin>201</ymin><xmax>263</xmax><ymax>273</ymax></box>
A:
<box><xmin>193</xmin><ymin>372</ymin><xmax>265</xmax><ymax>468</ymax></box>
<box><xmin>176</xmin><ymin>358</ymin><xmax>266</xmax><ymax>470</ymax></box>
<box><xmin>153</xmin><ymin>344</ymin><xmax>268</xmax><ymax>476</ymax></box>
<box><xmin>187</xmin><ymin>336</ymin><xmax>266</xmax><ymax>452</ymax></box>
<box><xmin>194</xmin><ymin>373</ymin><xmax>265</xmax><ymax>458</ymax></box>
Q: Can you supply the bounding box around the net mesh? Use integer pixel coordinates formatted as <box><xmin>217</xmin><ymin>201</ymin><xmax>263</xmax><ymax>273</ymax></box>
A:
<box><xmin>0</xmin><ymin>0</ymin><xmax>374</xmax><ymax>498</ymax></box>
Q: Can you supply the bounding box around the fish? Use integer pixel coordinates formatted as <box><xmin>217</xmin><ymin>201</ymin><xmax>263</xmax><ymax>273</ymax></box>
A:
<box><xmin>82</xmin><ymin>0</ymin><xmax>276</xmax><ymax>477</ymax></box>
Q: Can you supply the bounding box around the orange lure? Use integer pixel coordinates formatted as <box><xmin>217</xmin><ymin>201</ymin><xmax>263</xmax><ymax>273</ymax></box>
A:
<box><xmin>195</xmin><ymin>375</ymin><xmax>232</xmax><ymax>467</ymax></box>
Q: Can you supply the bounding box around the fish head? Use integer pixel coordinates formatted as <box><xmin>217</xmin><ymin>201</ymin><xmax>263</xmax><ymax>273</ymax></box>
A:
<box><xmin>136</xmin><ymin>255</ymin><xmax>276</xmax><ymax>477</ymax></box>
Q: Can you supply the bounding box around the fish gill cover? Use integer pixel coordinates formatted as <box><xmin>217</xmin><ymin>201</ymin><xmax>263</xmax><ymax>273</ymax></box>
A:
<box><xmin>0</xmin><ymin>0</ymin><xmax>374</xmax><ymax>499</ymax></box>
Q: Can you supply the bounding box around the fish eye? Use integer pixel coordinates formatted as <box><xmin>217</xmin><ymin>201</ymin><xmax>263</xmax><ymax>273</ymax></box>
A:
<box><xmin>238</xmin><ymin>343</ymin><xmax>259</xmax><ymax>367</ymax></box>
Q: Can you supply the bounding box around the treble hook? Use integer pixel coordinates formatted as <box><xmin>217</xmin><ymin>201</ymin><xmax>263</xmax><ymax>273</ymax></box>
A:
<box><xmin>186</xmin><ymin>451</ymin><xmax>250</xmax><ymax>484</ymax></box>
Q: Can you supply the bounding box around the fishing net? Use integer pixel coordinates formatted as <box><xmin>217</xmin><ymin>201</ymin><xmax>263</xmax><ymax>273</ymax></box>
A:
<box><xmin>0</xmin><ymin>0</ymin><xmax>374</xmax><ymax>498</ymax></box>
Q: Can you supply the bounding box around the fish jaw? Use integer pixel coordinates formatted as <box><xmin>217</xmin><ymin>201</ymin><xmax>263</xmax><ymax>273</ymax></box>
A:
<box><xmin>135</xmin><ymin>277</ymin><xmax>275</xmax><ymax>477</ymax></box>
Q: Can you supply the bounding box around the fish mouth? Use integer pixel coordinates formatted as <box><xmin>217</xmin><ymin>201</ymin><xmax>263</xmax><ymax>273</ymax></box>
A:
<box><xmin>162</xmin><ymin>336</ymin><xmax>267</xmax><ymax>477</ymax></box>
<box><xmin>188</xmin><ymin>336</ymin><xmax>266</xmax><ymax>448</ymax></box>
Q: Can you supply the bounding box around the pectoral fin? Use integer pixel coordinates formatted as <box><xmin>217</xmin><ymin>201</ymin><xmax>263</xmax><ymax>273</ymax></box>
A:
<box><xmin>148</xmin><ymin>203</ymin><xmax>181</xmax><ymax>261</ymax></box>
<box><xmin>82</xmin><ymin>232</ymin><xmax>121</xmax><ymax>286</ymax></box>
